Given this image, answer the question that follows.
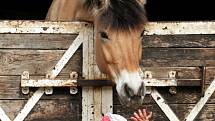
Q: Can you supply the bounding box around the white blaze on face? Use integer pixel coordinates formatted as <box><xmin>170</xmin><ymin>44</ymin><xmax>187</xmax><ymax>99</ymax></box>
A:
<box><xmin>115</xmin><ymin>70</ymin><xmax>143</xmax><ymax>96</ymax></box>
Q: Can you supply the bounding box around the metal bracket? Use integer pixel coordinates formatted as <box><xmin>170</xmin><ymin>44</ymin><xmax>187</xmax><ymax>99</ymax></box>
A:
<box><xmin>70</xmin><ymin>72</ymin><xmax>78</xmax><ymax>95</ymax></box>
<box><xmin>21</xmin><ymin>71</ymin><xmax>78</xmax><ymax>95</ymax></box>
<box><xmin>143</xmin><ymin>71</ymin><xmax>177</xmax><ymax>94</ymax></box>
<box><xmin>45</xmin><ymin>74</ymin><xmax>53</xmax><ymax>95</ymax></box>
<box><xmin>21</xmin><ymin>71</ymin><xmax>30</xmax><ymax>95</ymax></box>
<box><xmin>201</xmin><ymin>66</ymin><xmax>206</xmax><ymax>97</ymax></box>
<box><xmin>168</xmin><ymin>71</ymin><xmax>177</xmax><ymax>95</ymax></box>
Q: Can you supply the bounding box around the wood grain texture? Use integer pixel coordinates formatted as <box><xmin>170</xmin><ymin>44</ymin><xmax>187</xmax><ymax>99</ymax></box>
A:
<box><xmin>143</xmin><ymin>35</ymin><xmax>215</xmax><ymax>48</ymax></box>
<box><xmin>0</xmin><ymin>99</ymin><xmax>82</xmax><ymax>121</ymax></box>
<box><xmin>142</xmin><ymin>48</ymin><xmax>215</xmax><ymax>67</ymax></box>
<box><xmin>0</xmin><ymin>49</ymin><xmax>82</xmax><ymax>75</ymax></box>
<box><xmin>0</xmin><ymin>34</ymin><xmax>77</xmax><ymax>49</ymax></box>
<box><xmin>141</xmin><ymin>67</ymin><xmax>201</xmax><ymax>79</ymax></box>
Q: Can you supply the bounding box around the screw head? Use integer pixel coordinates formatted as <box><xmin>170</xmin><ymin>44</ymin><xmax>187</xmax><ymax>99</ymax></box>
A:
<box><xmin>70</xmin><ymin>87</ymin><xmax>78</xmax><ymax>94</ymax></box>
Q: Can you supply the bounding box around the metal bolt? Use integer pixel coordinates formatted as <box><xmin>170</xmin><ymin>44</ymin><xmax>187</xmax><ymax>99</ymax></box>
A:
<box><xmin>45</xmin><ymin>87</ymin><xmax>53</xmax><ymax>95</ymax></box>
<box><xmin>22</xmin><ymin>71</ymin><xmax>29</xmax><ymax>80</ymax></box>
<box><xmin>46</xmin><ymin>74</ymin><xmax>51</xmax><ymax>79</ymax></box>
<box><xmin>70</xmin><ymin>71</ymin><xmax>78</xmax><ymax>79</ymax></box>
<box><xmin>144</xmin><ymin>71</ymin><xmax>152</xmax><ymax>78</ymax></box>
<box><xmin>169</xmin><ymin>87</ymin><xmax>177</xmax><ymax>95</ymax></box>
<box><xmin>22</xmin><ymin>87</ymin><xmax>29</xmax><ymax>95</ymax></box>
<box><xmin>169</xmin><ymin>71</ymin><xmax>176</xmax><ymax>78</ymax></box>
<box><xmin>145</xmin><ymin>87</ymin><xmax>152</xmax><ymax>95</ymax></box>
<box><xmin>70</xmin><ymin>87</ymin><xmax>78</xmax><ymax>94</ymax></box>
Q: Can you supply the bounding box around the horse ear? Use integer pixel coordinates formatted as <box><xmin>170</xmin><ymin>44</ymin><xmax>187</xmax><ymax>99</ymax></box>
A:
<box><xmin>138</xmin><ymin>0</ymin><xmax>147</xmax><ymax>5</ymax></box>
<box><xmin>91</xmin><ymin>0</ymin><xmax>108</xmax><ymax>14</ymax></box>
<box><xmin>98</xmin><ymin>0</ymin><xmax>109</xmax><ymax>9</ymax></box>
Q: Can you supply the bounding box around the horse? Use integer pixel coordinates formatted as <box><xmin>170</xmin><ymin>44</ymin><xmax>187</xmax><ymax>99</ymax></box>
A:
<box><xmin>46</xmin><ymin>0</ymin><xmax>148</xmax><ymax>106</ymax></box>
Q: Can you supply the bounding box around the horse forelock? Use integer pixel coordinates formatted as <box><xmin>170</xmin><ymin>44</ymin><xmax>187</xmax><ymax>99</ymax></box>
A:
<box><xmin>84</xmin><ymin>0</ymin><xmax>147</xmax><ymax>31</ymax></box>
<box><xmin>97</xmin><ymin>0</ymin><xmax>147</xmax><ymax>31</ymax></box>
<box><xmin>84</xmin><ymin>0</ymin><xmax>102</xmax><ymax>9</ymax></box>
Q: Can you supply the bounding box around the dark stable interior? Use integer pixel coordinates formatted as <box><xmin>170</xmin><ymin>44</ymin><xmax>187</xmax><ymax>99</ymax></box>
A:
<box><xmin>0</xmin><ymin>0</ymin><xmax>214</xmax><ymax>21</ymax></box>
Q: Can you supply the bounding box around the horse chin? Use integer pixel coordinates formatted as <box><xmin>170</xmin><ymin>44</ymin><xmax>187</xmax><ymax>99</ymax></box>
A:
<box><xmin>117</xmin><ymin>92</ymin><xmax>145</xmax><ymax>108</ymax></box>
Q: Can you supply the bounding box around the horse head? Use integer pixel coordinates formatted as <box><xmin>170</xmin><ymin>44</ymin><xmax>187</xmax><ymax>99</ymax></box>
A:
<box><xmin>92</xmin><ymin>0</ymin><xmax>148</xmax><ymax>106</ymax></box>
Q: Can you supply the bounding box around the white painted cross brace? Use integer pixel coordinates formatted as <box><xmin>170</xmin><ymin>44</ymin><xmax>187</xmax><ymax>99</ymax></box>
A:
<box><xmin>49</xmin><ymin>33</ymin><xmax>84</xmax><ymax>79</ymax></box>
<box><xmin>13</xmin><ymin>88</ymin><xmax>44</xmax><ymax>121</ymax></box>
<box><xmin>185</xmin><ymin>79</ymin><xmax>215</xmax><ymax>121</ymax></box>
<box><xmin>151</xmin><ymin>89</ymin><xmax>180</xmax><ymax>121</ymax></box>
<box><xmin>151</xmin><ymin>79</ymin><xmax>215</xmax><ymax>121</ymax></box>
<box><xmin>12</xmin><ymin>32</ymin><xmax>84</xmax><ymax>121</ymax></box>
<box><xmin>0</xmin><ymin>107</ymin><xmax>11</xmax><ymax>121</ymax></box>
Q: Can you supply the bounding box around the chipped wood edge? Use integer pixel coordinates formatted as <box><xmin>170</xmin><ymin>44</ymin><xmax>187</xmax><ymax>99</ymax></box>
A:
<box><xmin>151</xmin><ymin>89</ymin><xmax>180</xmax><ymax>121</ymax></box>
<box><xmin>0</xmin><ymin>21</ymin><xmax>214</xmax><ymax>35</ymax></box>
<box><xmin>0</xmin><ymin>20</ymin><xmax>89</xmax><ymax>34</ymax></box>
<box><xmin>145</xmin><ymin>21</ymin><xmax>215</xmax><ymax>35</ymax></box>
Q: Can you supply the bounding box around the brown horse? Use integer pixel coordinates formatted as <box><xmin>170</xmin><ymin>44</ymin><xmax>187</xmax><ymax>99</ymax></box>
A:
<box><xmin>46</xmin><ymin>0</ymin><xmax>147</xmax><ymax>106</ymax></box>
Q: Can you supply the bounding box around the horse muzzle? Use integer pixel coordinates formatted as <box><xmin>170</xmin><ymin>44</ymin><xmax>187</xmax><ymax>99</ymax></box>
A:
<box><xmin>117</xmin><ymin>82</ymin><xmax>146</xmax><ymax>107</ymax></box>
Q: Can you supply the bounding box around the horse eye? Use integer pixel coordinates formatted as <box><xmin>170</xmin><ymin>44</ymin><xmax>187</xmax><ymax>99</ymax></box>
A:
<box><xmin>100</xmin><ymin>32</ymin><xmax>109</xmax><ymax>39</ymax></box>
<box><xmin>140</xmin><ymin>31</ymin><xmax>145</xmax><ymax>38</ymax></box>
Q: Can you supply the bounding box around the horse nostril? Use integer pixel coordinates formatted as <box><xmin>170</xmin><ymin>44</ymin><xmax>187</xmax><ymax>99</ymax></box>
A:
<box><xmin>124</xmin><ymin>84</ymin><xmax>134</xmax><ymax>97</ymax></box>
<box><xmin>138</xmin><ymin>82</ymin><xmax>146</xmax><ymax>97</ymax></box>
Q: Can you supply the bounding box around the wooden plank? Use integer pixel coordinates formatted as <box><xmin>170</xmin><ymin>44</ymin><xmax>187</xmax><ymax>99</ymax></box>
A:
<box><xmin>82</xmin><ymin>87</ymin><xmax>94</xmax><ymax>121</ymax></box>
<box><xmin>0</xmin><ymin>21</ymin><xmax>88</xmax><ymax>34</ymax></box>
<box><xmin>102</xmin><ymin>86</ymin><xmax>113</xmax><ymax>114</ymax></box>
<box><xmin>141</xmin><ymin>67</ymin><xmax>201</xmax><ymax>79</ymax></box>
<box><xmin>0</xmin><ymin>49</ymin><xmax>82</xmax><ymax>75</ymax></box>
<box><xmin>0</xmin><ymin>21</ymin><xmax>214</xmax><ymax>35</ymax></box>
<box><xmin>144</xmin><ymin>21</ymin><xmax>215</xmax><ymax>35</ymax></box>
<box><xmin>0</xmin><ymin>34</ymin><xmax>77</xmax><ymax>49</ymax></box>
<box><xmin>114</xmin><ymin>104</ymin><xmax>215</xmax><ymax>121</ymax></box>
<box><xmin>142</xmin><ymin>48</ymin><xmax>215</xmax><ymax>67</ymax></box>
<box><xmin>0</xmin><ymin>99</ymin><xmax>81</xmax><ymax>121</ymax></box>
<box><xmin>82</xmin><ymin>26</ymin><xmax>94</xmax><ymax>121</ymax></box>
<box><xmin>143</xmin><ymin>35</ymin><xmax>215</xmax><ymax>48</ymax></box>
<box><xmin>151</xmin><ymin>89</ymin><xmax>180</xmax><ymax>121</ymax></box>
<box><xmin>205</xmin><ymin>67</ymin><xmax>215</xmax><ymax>84</ymax></box>
<box><xmin>2</xmin><ymin>99</ymin><xmax>215</xmax><ymax>121</ymax></box>
<box><xmin>94</xmin><ymin>87</ymin><xmax>102</xmax><ymax>120</ymax></box>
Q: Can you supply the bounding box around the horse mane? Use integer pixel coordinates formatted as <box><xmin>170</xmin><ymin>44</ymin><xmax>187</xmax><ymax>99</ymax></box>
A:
<box><xmin>84</xmin><ymin>0</ymin><xmax>101</xmax><ymax>10</ymax></box>
<box><xmin>85</xmin><ymin>0</ymin><xmax>147</xmax><ymax>30</ymax></box>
